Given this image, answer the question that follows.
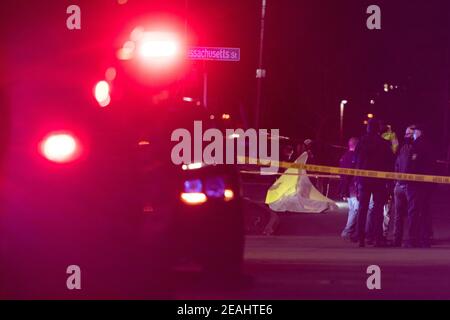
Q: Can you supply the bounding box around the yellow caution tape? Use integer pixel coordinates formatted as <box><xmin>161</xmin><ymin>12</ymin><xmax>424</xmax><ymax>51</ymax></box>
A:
<box><xmin>240</xmin><ymin>170</ymin><xmax>340</xmax><ymax>178</ymax></box>
<box><xmin>239</xmin><ymin>157</ymin><xmax>450</xmax><ymax>185</ymax></box>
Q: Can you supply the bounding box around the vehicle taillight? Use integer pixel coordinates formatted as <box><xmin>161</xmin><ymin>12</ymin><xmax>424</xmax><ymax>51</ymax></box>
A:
<box><xmin>40</xmin><ymin>132</ymin><xmax>81</xmax><ymax>163</ymax></box>
<box><xmin>224</xmin><ymin>189</ymin><xmax>235</xmax><ymax>202</ymax></box>
<box><xmin>181</xmin><ymin>178</ymin><xmax>235</xmax><ymax>205</ymax></box>
<box><xmin>180</xmin><ymin>192</ymin><xmax>207</xmax><ymax>205</ymax></box>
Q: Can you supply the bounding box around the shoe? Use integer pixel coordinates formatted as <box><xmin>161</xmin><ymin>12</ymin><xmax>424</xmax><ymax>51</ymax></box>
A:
<box><xmin>392</xmin><ymin>240</ymin><xmax>402</xmax><ymax>247</ymax></box>
<box><xmin>348</xmin><ymin>236</ymin><xmax>359</xmax><ymax>243</ymax></box>
<box><xmin>418</xmin><ymin>241</ymin><xmax>431</xmax><ymax>248</ymax></box>
<box><xmin>341</xmin><ymin>234</ymin><xmax>351</xmax><ymax>241</ymax></box>
<box><xmin>374</xmin><ymin>240</ymin><xmax>390</xmax><ymax>248</ymax></box>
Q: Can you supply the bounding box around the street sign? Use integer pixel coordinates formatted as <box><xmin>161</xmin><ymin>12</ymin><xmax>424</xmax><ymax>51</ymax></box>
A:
<box><xmin>188</xmin><ymin>47</ymin><xmax>240</xmax><ymax>62</ymax></box>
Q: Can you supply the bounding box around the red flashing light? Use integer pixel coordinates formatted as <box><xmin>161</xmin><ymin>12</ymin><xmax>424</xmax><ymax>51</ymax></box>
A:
<box><xmin>94</xmin><ymin>81</ymin><xmax>111</xmax><ymax>107</ymax></box>
<box><xmin>40</xmin><ymin>132</ymin><xmax>81</xmax><ymax>163</ymax></box>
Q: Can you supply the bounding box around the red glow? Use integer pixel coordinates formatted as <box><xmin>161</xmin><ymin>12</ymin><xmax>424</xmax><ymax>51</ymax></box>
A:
<box><xmin>40</xmin><ymin>133</ymin><xmax>81</xmax><ymax>163</ymax></box>
<box><xmin>116</xmin><ymin>15</ymin><xmax>192</xmax><ymax>86</ymax></box>
<box><xmin>136</xmin><ymin>31</ymin><xmax>181</xmax><ymax>64</ymax></box>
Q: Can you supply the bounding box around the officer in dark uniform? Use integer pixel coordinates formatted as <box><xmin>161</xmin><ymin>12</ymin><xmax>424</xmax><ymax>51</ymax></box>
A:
<box><xmin>393</xmin><ymin>125</ymin><xmax>416</xmax><ymax>247</ymax></box>
<box><xmin>405</xmin><ymin>125</ymin><xmax>435</xmax><ymax>248</ymax></box>
<box><xmin>354</xmin><ymin>119</ymin><xmax>394</xmax><ymax>247</ymax></box>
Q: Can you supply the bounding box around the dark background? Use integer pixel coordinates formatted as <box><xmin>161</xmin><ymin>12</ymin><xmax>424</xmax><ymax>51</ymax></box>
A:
<box><xmin>1</xmin><ymin>0</ymin><xmax>449</xmax><ymax>157</ymax></box>
<box><xmin>192</xmin><ymin>0</ymin><xmax>450</xmax><ymax>157</ymax></box>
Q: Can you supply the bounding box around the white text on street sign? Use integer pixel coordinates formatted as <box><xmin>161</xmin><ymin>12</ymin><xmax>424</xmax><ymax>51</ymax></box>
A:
<box><xmin>188</xmin><ymin>47</ymin><xmax>240</xmax><ymax>62</ymax></box>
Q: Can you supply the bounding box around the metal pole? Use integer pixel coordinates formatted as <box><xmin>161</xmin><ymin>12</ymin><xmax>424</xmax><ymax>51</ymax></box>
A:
<box><xmin>340</xmin><ymin>104</ymin><xmax>344</xmax><ymax>143</ymax></box>
<box><xmin>255</xmin><ymin>0</ymin><xmax>267</xmax><ymax>129</ymax></box>
<box><xmin>339</xmin><ymin>100</ymin><xmax>347</xmax><ymax>143</ymax></box>
<box><xmin>203</xmin><ymin>64</ymin><xmax>208</xmax><ymax>109</ymax></box>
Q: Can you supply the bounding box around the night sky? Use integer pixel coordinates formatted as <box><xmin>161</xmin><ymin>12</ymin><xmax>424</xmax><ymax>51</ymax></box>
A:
<box><xmin>1</xmin><ymin>0</ymin><xmax>450</xmax><ymax>156</ymax></box>
<box><xmin>186</xmin><ymin>0</ymin><xmax>450</xmax><ymax>153</ymax></box>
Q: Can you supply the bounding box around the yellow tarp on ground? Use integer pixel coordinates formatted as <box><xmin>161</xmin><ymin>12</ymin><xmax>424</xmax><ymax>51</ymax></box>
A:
<box><xmin>266</xmin><ymin>152</ymin><xmax>337</xmax><ymax>213</ymax></box>
<box><xmin>265</xmin><ymin>159</ymin><xmax>302</xmax><ymax>205</ymax></box>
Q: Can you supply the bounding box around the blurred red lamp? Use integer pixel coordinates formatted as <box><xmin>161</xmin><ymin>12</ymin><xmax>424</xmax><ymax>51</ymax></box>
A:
<box><xmin>138</xmin><ymin>32</ymin><xmax>179</xmax><ymax>59</ymax></box>
<box><xmin>40</xmin><ymin>133</ymin><xmax>81</xmax><ymax>163</ymax></box>
<box><xmin>94</xmin><ymin>80</ymin><xmax>111</xmax><ymax>107</ymax></box>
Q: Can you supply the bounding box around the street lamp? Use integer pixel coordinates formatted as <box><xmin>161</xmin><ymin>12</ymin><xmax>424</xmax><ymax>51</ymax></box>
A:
<box><xmin>340</xmin><ymin>100</ymin><xmax>348</xmax><ymax>143</ymax></box>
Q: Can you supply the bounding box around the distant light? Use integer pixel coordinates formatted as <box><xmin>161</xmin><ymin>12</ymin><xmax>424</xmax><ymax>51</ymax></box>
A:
<box><xmin>370</xmin><ymin>99</ymin><xmax>375</xmax><ymax>105</ymax></box>
<box><xmin>183</xmin><ymin>97</ymin><xmax>194</xmax><ymax>102</ymax></box>
<box><xmin>143</xmin><ymin>204</ymin><xmax>154</xmax><ymax>213</ymax></box>
<box><xmin>40</xmin><ymin>133</ymin><xmax>80</xmax><ymax>163</ymax></box>
<box><xmin>224</xmin><ymin>189</ymin><xmax>234</xmax><ymax>201</ymax></box>
<box><xmin>364</xmin><ymin>120</ymin><xmax>369</xmax><ymax>125</ymax></box>
<box><xmin>94</xmin><ymin>81</ymin><xmax>111</xmax><ymax>107</ymax></box>
<box><xmin>117</xmin><ymin>41</ymin><xmax>135</xmax><ymax>60</ymax></box>
<box><xmin>138</xmin><ymin>140</ymin><xmax>150</xmax><ymax>146</ymax></box>
<box><xmin>367</xmin><ymin>113</ymin><xmax>374</xmax><ymax>119</ymax></box>
<box><xmin>95</xmin><ymin>81</ymin><xmax>109</xmax><ymax>101</ymax></box>
<box><xmin>105</xmin><ymin>67</ymin><xmax>117</xmax><ymax>81</ymax></box>
<box><xmin>222</xmin><ymin>114</ymin><xmax>231</xmax><ymax>120</ymax></box>
<box><xmin>98</xmin><ymin>95</ymin><xmax>111</xmax><ymax>108</ymax></box>
<box><xmin>210</xmin><ymin>115</ymin><xmax>215</xmax><ymax>120</ymax></box>
<box><xmin>384</xmin><ymin>84</ymin><xmax>389</xmax><ymax>92</ymax></box>
<box><xmin>390</xmin><ymin>85</ymin><xmax>394</xmax><ymax>90</ymax></box>
<box><xmin>130</xmin><ymin>27</ymin><xmax>145</xmax><ymax>41</ymax></box>
<box><xmin>181</xmin><ymin>192</ymin><xmax>207</xmax><ymax>205</ymax></box>
<box><xmin>182</xmin><ymin>162</ymin><xmax>203</xmax><ymax>170</ymax></box>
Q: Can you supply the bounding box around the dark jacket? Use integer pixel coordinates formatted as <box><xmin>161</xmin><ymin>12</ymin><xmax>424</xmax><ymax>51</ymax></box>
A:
<box><xmin>407</xmin><ymin>137</ymin><xmax>435</xmax><ymax>176</ymax></box>
<box><xmin>395</xmin><ymin>141</ymin><xmax>413</xmax><ymax>185</ymax></box>
<box><xmin>354</xmin><ymin>133</ymin><xmax>394</xmax><ymax>184</ymax></box>
<box><xmin>339</xmin><ymin>150</ymin><xmax>357</xmax><ymax>197</ymax></box>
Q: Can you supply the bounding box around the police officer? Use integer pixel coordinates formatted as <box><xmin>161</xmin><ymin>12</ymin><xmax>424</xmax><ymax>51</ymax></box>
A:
<box><xmin>354</xmin><ymin>119</ymin><xmax>394</xmax><ymax>247</ymax></box>
<box><xmin>392</xmin><ymin>125</ymin><xmax>416</xmax><ymax>247</ymax></box>
<box><xmin>405</xmin><ymin>125</ymin><xmax>435</xmax><ymax>248</ymax></box>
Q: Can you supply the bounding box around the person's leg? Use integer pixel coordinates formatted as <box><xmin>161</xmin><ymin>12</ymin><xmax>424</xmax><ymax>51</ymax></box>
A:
<box><xmin>342</xmin><ymin>196</ymin><xmax>358</xmax><ymax>238</ymax></box>
<box><xmin>365</xmin><ymin>195</ymin><xmax>375</xmax><ymax>243</ymax></box>
<box><xmin>406</xmin><ymin>184</ymin><xmax>423</xmax><ymax>247</ymax></box>
<box><xmin>418</xmin><ymin>186</ymin><xmax>433</xmax><ymax>247</ymax></box>
<box><xmin>393</xmin><ymin>184</ymin><xmax>407</xmax><ymax>246</ymax></box>
<box><xmin>383</xmin><ymin>196</ymin><xmax>392</xmax><ymax>238</ymax></box>
<box><xmin>356</xmin><ymin>184</ymin><xmax>371</xmax><ymax>246</ymax></box>
<box><xmin>371</xmin><ymin>183</ymin><xmax>388</xmax><ymax>246</ymax></box>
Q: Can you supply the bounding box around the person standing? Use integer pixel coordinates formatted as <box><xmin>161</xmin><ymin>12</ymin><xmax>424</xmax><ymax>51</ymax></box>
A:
<box><xmin>354</xmin><ymin>119</ymin><xmax>394</xmax><ymax>247</ymax></box>
<box><xmin>380</xmin><ymin>124</ymin><xmax>399</xmax><ymax>239</ymax></box>
<box><xmin>405</xmin><ymin>125</ymin><xmax>435</xmax><ymax>248</ymax></box>
<box><xmin>392</xmin><ymin>125</ymin><xmax>416</xmax><ymax>247</ymax></box>
<box><xmin>339</xmin><ymin>137</ymin><xmax>359</xmax><ymax>240</ymax></box>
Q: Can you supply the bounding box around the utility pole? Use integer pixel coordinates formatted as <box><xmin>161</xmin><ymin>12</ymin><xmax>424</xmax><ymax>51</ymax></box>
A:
<box><xmin>340</xmin><ymin>100</ymin><xmax>348</xmax><ymax>144</ymax></box>
<box><xmin>255</xmin><ymin>0</ymin><xmax>267</xmax><ymax>129</ymax></box>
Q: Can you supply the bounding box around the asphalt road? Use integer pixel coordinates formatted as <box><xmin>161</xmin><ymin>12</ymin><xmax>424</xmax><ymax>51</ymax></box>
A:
<box><xmin>174</xmin><ymin>185</ymin><xmax>450</xmax><ymax>300</ymax></box>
